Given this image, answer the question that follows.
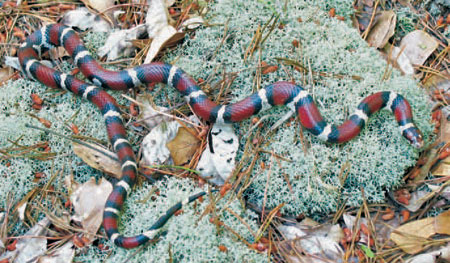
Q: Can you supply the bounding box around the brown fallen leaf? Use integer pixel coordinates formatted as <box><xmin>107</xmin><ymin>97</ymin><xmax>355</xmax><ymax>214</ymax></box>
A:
<box><xmin>366</xmin><ymin>10</ymin><xmax>396</xmax><ymax>48</ymax></box>
<box><xmin>70</xmin><ymin>177</ymin><xmax>113</xmax><ymax>243</ymax></box>
<box><xmin>390</xmin><ymin>210</ymin><xmax>450</xmax><ymax>254</ymax></box>
<box><xmin>72</xmin><ymin>142</ymin><xmax>121</xmax><ymax>178</ymax></box>
<box><xmin>382</xmin><ymin>44</ymin><xmax>414</xmax><ymax>75</ymax></box>
<box><xmin>433</xmin><ymin>110</ymin><xmax>450</xmax><ymax>177</ymax></box>
<box><xmin>435</xmin><ymin>210</ymin><xmax>450</xmax><ymax>235</ymax></box>
<box><xmin>0</xmin><ymin>67</ymin><xmax>14</xmax><ymax>86</ymax></box>
<box><xmin>400</xmin><ymin>30</ymin><xmax>439</xmax><ymax>66</ymax></box>
<box><xmin>390</xmin><ymin>217</ymin><xmax>435</xmax><ymax>254</ymax></box>
<box><xmin>166</xmin><ymin>127</ymin><xmax>200</xmax><ymax>166</ymax></box>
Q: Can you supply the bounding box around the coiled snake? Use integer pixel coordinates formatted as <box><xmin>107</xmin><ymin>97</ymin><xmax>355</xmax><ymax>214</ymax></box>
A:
<box><xmin>18</xmin><ymin>24</ymin><xmax>424</xmax><ymax>248</ymax></box>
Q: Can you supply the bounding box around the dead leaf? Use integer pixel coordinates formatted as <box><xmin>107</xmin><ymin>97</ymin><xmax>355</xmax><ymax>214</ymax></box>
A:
<box><xmin>391</xmin><ymin>210</ymin><xmax>450</xmax><ymax>254</ymax></box>
<box><xmin>162</xmin><ymin>31</ymin><xmax>187</xmax><ymax>48</ymax></box>
<box><xmin>143</xmin><ymin>0</ymin><xmax>177</xmax><ymax>63</ymax></box>
<box><xmin>166</xmin><ymin>127</ymin><xmax>200</xmax><ymax>165</ymax></box>
<box><xmin>435</xmin><ymin>210</ymin><xmax>450</xmax><ymax>235</ymax></box>
<box><xmin>61</xmin><ymin>7</ymin><xmax>111</xmax><ymax>33</ymax></box>
<box><xmin>399</xmin><ymin>190</ymin><xmax>433</xmax><ymax>212</ymax></box>
<box><xmin>434</xmin><ymin>117</ymin><xmax>450</xmax><ymax>176</ymax></box>
<box><xmin>140</xmin><ymin>120</ymin><xmax>180</xmax><ymax>166</ymax></box>
<box><xmin>400</xmin><ymin>30</ymin><xmax>439</xmax><ymax>66</ymax></box>
<box><xmin>144</xmin><ymin>25</ymin><xmax>178</xmax><ymax>63</ymax></box>
<box><xmin>427</xmin><ymin>183</ymin><xmax>450</xmax><ymax>201</ymax></box>
<box><xmin>15</xmin><ymin>188</ymin><xmax>39</xmax><ymax>222</ymax></box>
<box><xmin>406</xmin><ymin>253</ymin><xmax>439</xmax><ymax>263</ymax></box>
<box><xmin>366</xmin><ymin>10</ymin><xmax>396</xmax><ymax>48</ymax></box>
<box><xmin>70</xmin><ymin>177</ymin><xmax>113</xmax><ymax>242</ymax></box>
<box><xmin>137</xmin><ymin>94</ymin><xmax>171</xmax><ymax>129</ymax></box>
<box><xmin>406</xmin><ymin>242</ymin><xmax>450</xmax><ymax>263</ymax></box>
<box><xmin>0</xmin><ymin>67</ymin><xmax>14</xmax><ymax>85</ymax></box>
<box><xmin>87</xmin><ymin>0</ymin><xmax>114</xmax><ymax>13</ymax></box>
<box><xmin>97</xmin><ymin>25</ymin><xmax>146</xmax><ymax>61</ymax></box>
<box><xmin>432</xmin><ymin>157</ymin><xmax>450</xmax><ymax>177</ymax></box>
<box><xmin>180</xmin><ymin>16</ymin><xmax>205</xmax><ymax>30</ymax></box>
<box><xmin>390</xmin><ymin>217</ymin><xmax>435</xmax><ymax>254</ymax></box>
<box><xmin>423</xmin><ymin>72</ymin><xmax>450</xmax><ymax>90</ymax></box>
<box><xmin>278</xmin><ymin>220</ymin><xmax>344</xmax><ymax>263</ymax></box>
<box><xmin>37</xmin><ymin>241</ymin><xmax>75</xmax><ymax>263</ymax></box>
<box><xmin>439</xmin><ymin>115</ymin><xmax>450</xmax><ymax>145</ymax></box>
<box><xmin>72</xmin><ymin>142</ymin><xmax>121</xmax><ymax>178</ymax></box>
<box><xmin>382</xmin><ymin>44</ymin><xmax>414</xmax><ymax>75</ymax></box>
<box><xmin>197</xmin><ymin>124</ymin><xmax>238</xmax><ymax>185</ymax></box>
<box><xmin>0</xmin><ymin>218</ymin><xmax>50</xmax><ymax>263</ymax></box>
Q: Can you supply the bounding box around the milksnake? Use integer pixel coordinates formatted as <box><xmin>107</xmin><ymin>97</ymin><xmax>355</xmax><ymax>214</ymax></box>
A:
<box><xmin>18</xmin><ymin>24</ymin><xmax>424</xmax><ymax>249</ymax></box>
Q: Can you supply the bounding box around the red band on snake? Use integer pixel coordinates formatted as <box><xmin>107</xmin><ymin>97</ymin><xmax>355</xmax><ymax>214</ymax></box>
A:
<box><xmin>18</xmin><ymin>24</ymin><xmax>424</xmax><ymax>249</ymax></box>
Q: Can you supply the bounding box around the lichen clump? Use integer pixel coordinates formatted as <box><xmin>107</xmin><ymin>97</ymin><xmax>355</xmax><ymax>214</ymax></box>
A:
<box><xmin>165</xmin><ymin>0</ymin><xmax>432</xmax><ymax>216</ymax></box>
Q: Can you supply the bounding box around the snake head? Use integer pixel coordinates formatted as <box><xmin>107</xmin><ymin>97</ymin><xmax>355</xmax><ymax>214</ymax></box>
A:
<box><xmin>403</xmin><ymin>126</ymin><xmax>424</xmax><ymax>149</ymax></box>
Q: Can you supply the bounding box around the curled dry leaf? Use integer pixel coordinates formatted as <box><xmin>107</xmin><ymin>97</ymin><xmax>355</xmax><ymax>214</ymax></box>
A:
<box><xmin>97</xmin><ymin>25</ymin><xmax>146</xmax><ymax>61</ymax></box>
<box><xmin>15</xmin><ymin>188</ymin><xmax>38</xmax><ymax>222</ymax></box>
<box><xmin>405</xmin><ymin>242</ymin><xmax>450</xmax><ymax>263</ymax></box>
<box><xmin>143</xmin><ymin>0</ymin><xmax>204</xmax><ymax>63</ymax></box>
<box><xmin>166</xmin><ymin>127</ymin><xmax>201</xmax><ymax>166</ymax></box>
<box><xmin>70</xmin><ymin>177</ymin><xmax>113</xmax><ymax>243</ymax></box>
<box><xmin>197</xmin><ymin>124</ymin><xmax>238</xmax><ymax>185</ymax></box>
<box><xmin>427</xmin><ymin>184</ymin><xmax>450</xmax><ymax>201</ymax></box>
<box><xmin>87</xmin><ymin>0</ymin><xmax>114</xmax><ymax>13</ymax></box>
<box><xmin>0</xmin><ymin>67</ymin><xmax>14</xmax><ymax>86</ymax></box>
<box><xmin>137</xmin><ymin>95</ymin><xmax>171</xmax><ymax>129</ymax></box>
<box><xmin>354</xmin><ymin>0</ymin><xmax>382</xmax><ymax>32</ymax></box>
<box><xmin>37</xmin><ymin>241</ymin><xmax>75</xmax><ymax>263</ymax></box>
<box><xmin>0</xmin><ymin>218</ymin><xmax>50</xmax><ymax>263</ymax></box>
<box><xmin>382</xmin><ymin>45</ymin><xmax>414</xmax><ymax>75</ymax></box>
<box><xmin>180</xmin><ymin>16</ymin><xmax>205</xmax><ymax>30</ymax></box>
<box><xmin>144</xmin><ymin>0</ymin><xmax>177</xmax><ymax>63</ymax></box>
<box><xmin>61</xmin><ymin>8</ymin><xmax>111</xmax><ymax>33</ymax></box>
<box><xmin>278</xmin><ymin>220</ymin><xmax>344</xmax><ymax>263</ymax></box>
<box><xmin>390</xmin><ymin>210</ymin><xmax>450</xmax><ymax>254</ymax></box>
<box><xmin>144</xmin><ymin>26</ymin><xmax>178</xmax><ymax>63</ymax></box>
<box><xmin>72</xmin><ymin>142</ymin><xmax>121</xmax><ymax>179</ymax></box>
<box><xmin>399</xmin><ymin>30</ymin><xmax>438</xmax><ymax>66</ymax></box>
<box><xmin>140</xmin><ymin>120</ymin><xmax>180</xmax><ymax>166</ymax></box>
<box><xmin>395</xmin><ymin>189</ymin><xmax>432</xmax><ymax>212</ymax></box>
<box><xmin>366</xmin><ymin>10</ymin><xmax>396</xmax><ymax>48</ymax></box>
<box><xmin>433</xmin><ymin>115</ymin><xmax>450</xmax><ymax>176</ymax></box>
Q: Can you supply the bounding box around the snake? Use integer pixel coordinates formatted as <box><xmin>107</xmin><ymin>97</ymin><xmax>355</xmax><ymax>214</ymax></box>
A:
<box><xmin>17</xmin><ymin>24</ymin><xmax>424</xmax><ymax>249</ymax></box>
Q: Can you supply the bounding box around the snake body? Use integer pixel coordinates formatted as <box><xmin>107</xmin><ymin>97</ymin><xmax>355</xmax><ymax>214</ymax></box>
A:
<box><xmin>18</xmin><ymin>24</ymin><xmax>423</xmax><ymax>249</ymax></box>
